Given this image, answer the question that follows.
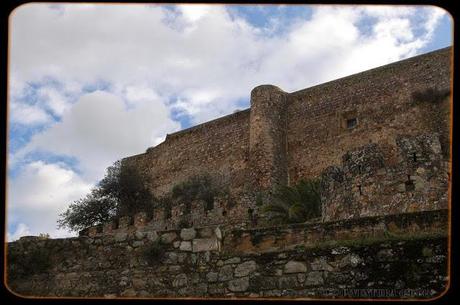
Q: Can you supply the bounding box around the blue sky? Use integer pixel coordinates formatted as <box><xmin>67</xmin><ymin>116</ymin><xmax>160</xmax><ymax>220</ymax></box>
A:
<box><xmin>7</xmin><ymin>4</ymin><xmax>452</xmax><ymax>240</ymax></box>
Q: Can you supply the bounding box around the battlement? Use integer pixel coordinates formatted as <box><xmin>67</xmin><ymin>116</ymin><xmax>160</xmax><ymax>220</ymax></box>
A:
<box><xmin>119</xmin><ymin>47</ymin><xmax>451</xmax><ymax>231</ymax></box>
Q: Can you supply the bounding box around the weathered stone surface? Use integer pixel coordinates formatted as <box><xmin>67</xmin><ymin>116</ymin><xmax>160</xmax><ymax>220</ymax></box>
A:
<box><xmin>215</xmin><ymin>227</ymin><xmax>222</xmax><ymax>240</ymax></box>
<box><xmin>165</xmin><ymin>252</ymin><xmax>178</xmax><ymax>264</ymax></box>
<box><xmin>179</xmin><ymin>241</ymin><xmax>192</xmax><ymax>252</ymax></box>
<box><xmin>218</xmin><ymin>265</ymin><xmax>233</xmax><ymax>281</ymax></box>
<box><xmin>132</xmin><ymin>278</ymin><xmax>146</xmax><ymax>289</ymax></box>
<box><xmin>338</xmin><ymin>254</ymin><xmax>363</xmax><ymax>268</ymax></box>
<box><xmin>206</xmin><ymin>272</ymin><xmax>218</xmax><ymax>282</ymax></box>
<box><xmin>180</xmin><ymin>228</ymin><xmax>196</xmax><ymax>241</ymax></box>
<box><xmin>134</xmin><ymin>231</ymin><xmax>145</xmax><ymax>240</ymax></box>
<box><xmin>146</xmin><ymin>231</ymin><xmax>158</xmax><ymax>242</ymax></box>
<box><xmin>305</xmin><ymin>272</ymin><xmax>324</xmax><ymax>286</ymax></box>
<box><xmin>192</xmin><ymin>238</ymin><xmax>219</xmax><ymax>252</ymax></box>
<box><xmin>310</xmin><ymin>257</ymin><xmax>334</xmax><ymax>271</ymax></box>
<box><xmin>284</xmin><ymin>261</ymin><xmax>307</xmax><ymax>274</ymax></box>
<box><xmin>54</xmin><ymin>46</ymin><xmax>450</xmax><ymax>237</ymax></box>
<box><xmin>234</xmin><ymin>260</ymin><xmax>257</xmax><ymax>277</ymax></box>
<box><xmin>224</xmin><ymin>257</ymin><xmax>241</xmax><ymax>265</ymax></box>
<box><xmin>228</xmin><ymin>276</ymin><xmax>249</xmax><ymax>292</ymax></box>
<box><xmin>132</xmin><ymin>241</ymin><xmax>144</xmax><ymax>248</ymax></box>
<box><xmin>199</xmin><ymin>227</ymin><xmax>214</xmax><ymax>238</ymax></box>
<box><xmin>278</xmin><ymin>275</ymin><xmax>300</xmax><ymax>289</ymax></box>
<box><xmin>172</xmin><ymin>274</ymin><xmax>188</xmax><ymax>288</ymax></box>
<box><xmin>376</xmin><ymin>249</ymin><xmax>395</xmax><ymax>262</ymax></box>
<box><xmin>160</xmin><ymin>232</ymin><xmax>177</xmax><ymax>244</ymax></box>
<box><xmin>114</xmin><ymin>233</ymin><xmax>128</xmax><ymax>242</ymax></box>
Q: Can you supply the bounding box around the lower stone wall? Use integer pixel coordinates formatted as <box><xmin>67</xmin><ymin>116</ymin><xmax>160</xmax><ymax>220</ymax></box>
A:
<box><xmin>7</xmin><ymin>211</ymin><xmax>449</xmax><ymax>299</ymax></box>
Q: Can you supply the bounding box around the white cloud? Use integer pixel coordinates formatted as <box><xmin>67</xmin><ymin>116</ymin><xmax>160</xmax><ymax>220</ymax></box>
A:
<box><xmin>7</xmin><ymin>223</ymin><xmax>31</xmax><ymax>242</ymax></box>
<box><xmin>37</xmin><ymin>86</ymin><xmax>71</xmax><ymax>116</ymax></box>
<box><xmin>10</xmin><ymin>101</ymin><xmax>53</xmax><ymax>125</ymax></box>
<box><xmin>15</xmin><ymin>91</ymin><xmax>180</xmax><ymax>181</ymax></box>
<box><xmin>7</xmin><ymin>161</ymin><xmax>93</xmax><ymax>239</ymax></box>
<box><xmin>9</xmin><ymin>4</ymin><xmax>448</xmax><ymax>124</ymax></box>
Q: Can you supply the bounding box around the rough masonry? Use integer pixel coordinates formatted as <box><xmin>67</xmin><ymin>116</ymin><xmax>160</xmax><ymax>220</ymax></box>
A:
<box><xmin>6</xmin><ymin>47</ymin><xmax>452</xmax><ymax>299</ymax></box>
<box><xmin>123</xmin><ymin>47</ymin><xmax>451</xmax><ymax>230</ymax></box>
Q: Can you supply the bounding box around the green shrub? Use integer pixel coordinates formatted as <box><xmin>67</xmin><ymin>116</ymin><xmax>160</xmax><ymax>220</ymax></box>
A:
<box><xmin>38</xmin><ymin>233</ymin><xmax>50</xmax><ymax>240</ymax></box>
<box><xmin>262</xmin><ymin>179</ymin><xmax>322</xmax><ymax>225</ymax></box>
<box><xmin>412</xmin><ymin>87</ymin><xmax>450</xmax><ymax>104</ymax></box>
<box><xmin>7</xmin><ymin>247</ymin><xmax>52</xmax><ymax>280</ymax></box>
<box><xmin>255</xmin><ymin>192</ymin><xmax>264</xmax><ymax>207</ymax></box>
<box><xmin>177</xmin><ymin>218</ymin><xmax>189</xmax><ymax>229</ymax></box>
<box><xmin>250</xmin><ymin>232</ymin><xmax>264</xmax><ymax>245</ymax></box>
<box><xmin>171</xmin><ymin>174</ymin><xmax>222</xmax><ymax>212</ymax></box>
<box><xmin>58</xmin><ymin>160</ymin><xmax>155</xmax><ymax>232</ymax></box>
<box><xmin>142</xmin><ymin>239</ymin><xmax>165</xmax><ymax>265</ymax></box>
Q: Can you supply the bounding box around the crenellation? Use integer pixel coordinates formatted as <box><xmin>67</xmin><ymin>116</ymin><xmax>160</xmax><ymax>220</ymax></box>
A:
<box><xmin>133</xmin><ymin>212</ymin><xmax>148</xmax><ymax>228</ymax></box>
<box><xmin>6</xmin><ymin>47</ymin><xmax>451</xmax><ymax>298</ymax></box>
<box><xmin>7</xmin><ymin>210</ymin><xmax>448</xmax><ymax>297</ymax></box>
<box><xmin>119</xmin><ymin>47</ymin><xmax>451</xmax><ymax>229</ymax></box>
<box><xmin>118</xmin><ymin>216</ymin><xmax>133</xmax><ymax>229</ymax></box>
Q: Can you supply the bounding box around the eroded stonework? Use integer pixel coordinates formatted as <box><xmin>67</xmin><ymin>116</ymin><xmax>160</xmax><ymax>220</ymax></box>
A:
<box><xmin>121</xmin><ymin>47</ymin><xmax>451</xmax><ymax>230</ymax></box>
<box><xmin>6</xmin><ymin>47</ymin><xmax>452</xmax><ymax>299</ymax></box>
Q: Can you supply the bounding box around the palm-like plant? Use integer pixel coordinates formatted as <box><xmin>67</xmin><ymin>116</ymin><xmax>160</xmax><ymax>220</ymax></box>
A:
<box><xmin>262</xmin><ymin>179</ymin><xmax>321</xmax><ymax>225</ymax></box>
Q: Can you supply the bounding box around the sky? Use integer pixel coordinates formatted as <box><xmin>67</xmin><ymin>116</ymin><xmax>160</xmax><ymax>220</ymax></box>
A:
<box><xmin>6</xmin><ymin>4</ymin><xmax>453</xmax><ymax>241</ymax></box>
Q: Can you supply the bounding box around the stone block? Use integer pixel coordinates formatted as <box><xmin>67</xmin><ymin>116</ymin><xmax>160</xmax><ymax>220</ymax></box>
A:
<box><xmin>218</xmin><ymin>265</ymin><xmax>234</xmax><ymax>281</ymax></box>
<box><xmin>224</xmin><ymin>257</ymin><xmax>241</xmax><ymax>265</ymax></box>
<box><xmin>192</xmin><ymin>238</ymin><xmax>219</xmax><ymax>252</ymax></box>
<box><xmin>206</xmin><ymin>272</ymin><xmax>218</xmax><ymax>283</ymax></box>
<box><xmin>278</xmin><ymin>275</ymin><xmax>300</xmax><ymax>289</ymax></box>
<box><xmin>172</xmin><ymin>274</ymin><xmax>188</xmax><ymax>288</ymax></box>
<box><xmin>103</xmin><ymin>222</ymin><xmax>116</xmax><ymax>234</ymax></box>
<box><xmin>180</xmin><ymin>241</ymin><xmax>192</xmax><ymax>251</ymax></box>
<box><xmin>310</xmin><ymin>257</ymin><xmax>334</xmax><ymax>271</ymax></box>
<box><xmin>199</xmin><ymin>227</ymin><xmax>214</xmax><ymax>238</ymax></box>
<box><xmin>160</xmin><ymin>232</ymin><xmax>177</xmax><ymax>244</ymax></box>
<box><xmin>146</xmin><ymin>231</ymin><xmax>158</xmax><ymax>242</ymax></box>
<box><xmin>180</xmin><ymin>228</ymin><xmax>196</xmax><ymax>241</ymax></box>
<box><xmin>132</xmin><ymin>240</ymin><xmax>144</xmax><ymax>248</ymax></box>
<box><xmin>114</xmin><ymin>232</ymin><xmax>128</xmax><ymax>242</ymax></box>
<box><xmin>228</xmin><ymin>276</ymin><xmax>249</xmax><ymax>292</ymax></box>
<box><xmin>305</xmin><ymin>271</ymin><xmax>324</xmax><ymax>286</ymax></box>
<box><xmin>234</xmin><ymin>260</ymin><xmax>257</xmax><ymax>277</ymax></box>
<box><xmin>134</xmin><ymin>212</ymin><xmax>148</xmax><ymax>228</ymax></box>
<box><xmin>284</xmin><ymin>261</ymin><xmax>307</xmax><ymax>273</ymax></box>
<box><xmin>215</xmin><ymin>227</ymin><xmax>223</xmax><ymax>240</ymax></box>
<box><xmin>134</xmin><ymin>231</ymin><xmax>145</xmax><ymax>240</ymax></box>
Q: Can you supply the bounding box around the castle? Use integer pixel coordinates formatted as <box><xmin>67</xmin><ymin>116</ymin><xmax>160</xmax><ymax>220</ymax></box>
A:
<box><xmin>119</xmin><ymin>46</ymin><xmax>451</xmax><ymax>231</ymax></box>
<box><xmin>7</xmin><ymin>47</ymin><xmax>451</xmax><ymax>299</ymax></box>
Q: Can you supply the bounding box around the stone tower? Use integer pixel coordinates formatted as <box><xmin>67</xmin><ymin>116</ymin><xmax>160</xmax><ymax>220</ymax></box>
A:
<box><xmin>249</xmin><ymin>85</ymin><xmax>289</xmax><ymax>192</ymax></box>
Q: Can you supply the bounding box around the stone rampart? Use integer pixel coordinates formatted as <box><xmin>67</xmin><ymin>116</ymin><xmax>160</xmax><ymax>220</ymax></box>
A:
<box><xmin>7</xmin><ymin>210</ymin><xmax>448</xmax><ymax>298</ymax></box>
<box><xmin>120</xmin><ymin>47</ymin><xmax>451</xmax><ymax>229</ymax></box>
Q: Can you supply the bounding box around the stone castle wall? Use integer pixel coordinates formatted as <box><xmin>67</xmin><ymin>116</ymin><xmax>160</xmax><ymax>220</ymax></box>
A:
<box><xmin>320</xmin><ymin>133</ymin><xmax>449</xmax><ymax>221</ymax></box>
<box><xmin>7</xmin><ymin>210</ymin><xmax>449</xmax><ymax>298</ymax></box>
<box><xmin>286</xmin><ymin>47</ymin><xmax>451</xmax><ymax>183</ymax></box>
<box><xmin>122</xmin><ymin>47</ymin><xmax>451</xmax><ymax>229</ymax></box>
<box><xmin>124</xmin><ymin>109</ymin><xmax>251</xmax><ymax>198</ymax></box>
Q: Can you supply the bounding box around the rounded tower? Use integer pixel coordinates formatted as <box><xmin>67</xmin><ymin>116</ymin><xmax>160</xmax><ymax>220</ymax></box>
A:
<box><xmin>249</xmin><ymin>84</ymin><xmax>288</xmax><ymax>192</ymax></box>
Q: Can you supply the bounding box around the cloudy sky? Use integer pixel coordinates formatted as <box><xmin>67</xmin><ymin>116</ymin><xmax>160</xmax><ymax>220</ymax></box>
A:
<box><xmin>7</xmin><ymin>4</ymin><xmax>452</xmax><ymax>240</ymax></box>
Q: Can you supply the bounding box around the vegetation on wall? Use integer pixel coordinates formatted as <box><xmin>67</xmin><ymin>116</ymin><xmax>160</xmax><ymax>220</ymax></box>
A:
<box><xmin>57</xmin><ymin>160</ymin><xmax>155</xmax><ymax>232</ymax></box>
<box><xmin>411</xmin><ymin>87</ymin><xmax>451</xmax><ymax>158</ymax></box>
<box><xmin>411</xmin><ymin>87</ymin><xmax>450</xmax><ymax>104</ymax></box>
<box><xmin>142</xmin><ymin>239</ymin><xmax>165</xmax><ymax>265</ymax></box>
<box><xmin>171</xmin><ymin>174</ymin><xmax>223</xmax><ymax>212</ymax></box>
<box><xmin>262</xmin><ymin>179</ymin><xmax>321</xmax><ymax>225</ymax></box>
<box><xmin>7</xmin><ymin>246</ymin><xmax>52</xmax><ymax>280</ymax></box>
